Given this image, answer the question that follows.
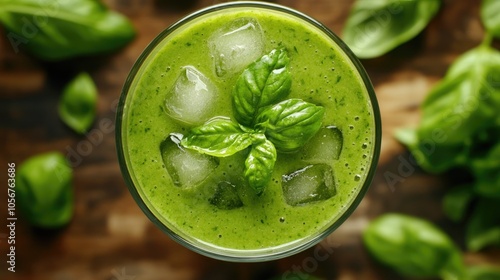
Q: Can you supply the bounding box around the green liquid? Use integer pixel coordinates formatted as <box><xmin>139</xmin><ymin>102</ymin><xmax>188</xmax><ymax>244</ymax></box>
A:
<box><xmin>121</xmin><ymin>6</ymin><xmax>377</xmax><ymax>253</ymax></box>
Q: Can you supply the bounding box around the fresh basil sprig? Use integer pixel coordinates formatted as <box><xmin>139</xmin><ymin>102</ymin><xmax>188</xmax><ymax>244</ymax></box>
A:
<box><xmin>0</xmin><ymin>0</ymin><xmax>135</xmax><ymax>60</ymax></box>
<box><xmin>342</xmin><ymin>0</ymin><xmax>440</xmax><ymax>59</ymax></box>
<box><xmin>396</xmin><ymin>44</ymin><xmax>500</xmax><ymax>173</ymax></box>
<box><xmin>181</xmin><ymin>49</ymin><xmax>324</xmax><ymax>193</ymax></box>
<box><xmin>394</xmin><ymin>14</ymin><xmax>500</xmax><ymax>254</ymax></box>
<box><xmin>232</xmin><ymin>48</ymin><xmax>292</xmax><ymax>126</ymax></box>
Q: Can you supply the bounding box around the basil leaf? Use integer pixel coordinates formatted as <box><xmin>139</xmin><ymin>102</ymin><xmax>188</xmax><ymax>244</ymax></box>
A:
<box><xmin>446</xmin><ymin>44</ymin><xmax>500</xmax><ymax>79</ymax></box>
<box><xmin>396</xmin><ymin>90</ymin><xmax>476</xmax><ymax>173</ymax></box>
<box><xmin>342</xmin><ymin>0</ymin><xmax>440</xmax><ymax>58</ymax></box>
<box><xmin>481</xmin><ymin>0</ymin><xmax>500</xmax><ymax>38</ymax></box>
<box><xmin>232</xmin><ymin>48</ymin><xmax>292</xmax><ymax>126</ymax></box>
<box><xmin>17</xmin><ymin>151</ymin><xmax>73</xmax><ymax>228</ymax></box>
<box><xmin>363</xmin><ymin>214</ymin><xmax>465</xmax><ymax>279</ymax></box>
<box><xmin>442</xmin><ymin>185</ymin><xmax>474</xmax><ymax>222</ymax></box>
<box><xmin>467</xmin><ymin>265</ymin><xmax>500</xmax><ymax>280</ymax></box>
<box><xmin>255</xmin><ymin>99</ymin><xmax>324</xmax><ymax>152</ymax></box>
<box><xmin>244</xmin><ymin>139</ymin><xmax>277</xmax><ymax>193</ymax></box>
<box><xmin>0</xmin><ymin>0</ymin><xmax>135</xmax><ymax>60</ymax></box>
<box><xmin>471</xmin><ymin>142</ymin><xmax>500</xmax><ymax>198</ymax></box>
<box><xmin>58</xmin><ymin>72</ymin><xmax>97</xmax><ymax>134</ymax></box>
<box><xmin>466</xmin><ymin>199</ymin><xmax>500</xmax><ymax>251</ymax></box>
<box><xmin>397</xmin><ymin>45</ymin><xmax>500</xmax><ymax>173</ymax></box>
<box><xmin>419</xmin><ymin>46</ymin><xmax>500</xmax><ymax>145</ymax></box>
<box><xmin>396</xmin><ymin>126</ymin><xmax>451</xmax><ymax>174</ymax></box>
<box><xmin>181</xmin><ymin>117</ymin><xmax>254</xmax><ymax>157</ymax></box>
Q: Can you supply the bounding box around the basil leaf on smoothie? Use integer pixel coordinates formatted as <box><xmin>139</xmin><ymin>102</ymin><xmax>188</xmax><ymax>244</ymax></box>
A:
<box><xmin>244</xmin><ymin>139</ymin><xmax>277</xmax><ymax>193</ymax></box>
<box><xmin>255</xmin><ymin>99</ymin><xmax>325</xmax><ymax>152</ymax></box>
<box><xmin>232</xmin><ymin>48</ymin><xmax>292</xmax><ymax>126</ymax></box>
<box><xmin>0</xmin><ymin>0</ymin><xmax>135</xmax><ymax>60</ymax></box>
<box><xmin>59</xmin><ymin>72</ymin><xmax>97</xmax><ymax>134</ymax></box>
<box><xmin>181</xmin><ymin>49</ymin><xmax>325</xmax><ymax>193</ymax></box>
<box><xmin>481</xmin><ymin>0</ymin><xmax>500</xmax><ymax>38</ymax></box>
<box><xmin>342</xmin><ymin>0</ymin><xmax>440</xmax><ymax>58</ymax></box>
<box><xmin>17</xmin><ymin>152</ymin><xmax>73</xmax><ymax>228</ymax></box>
<box><xmin>363</xmin><ymin>213</ymin><xmax>465</xmax><ymax>279</ymax></box>
<box><xmin>181</xmin><ymin>118</ymin><xmax>254</xmax><ymax>157</ymax></box>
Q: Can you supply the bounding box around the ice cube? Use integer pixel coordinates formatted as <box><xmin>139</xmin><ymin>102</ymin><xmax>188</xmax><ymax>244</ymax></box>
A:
<box><xmin>160</xmin><ymin>134</ymin><xmax>219</xmax><ymax>188</ymax></box>
<box><xmin>209</xmin><ymin>17</ymin><xmax>265</xmax><ymax>76</ymax></box>
<box><xmin>281</xmin><ymin>164</ymin><xmax>337</xmax><ymax>206</ymax></box>
<box><xmin>164</xmin><ymin>66</ymin><xmax>218</xmax><ymax>125</ymax></box>
<box><xmin>208</xmin><ymin>181</ymin><xmax>243</xmax><ymax>210</ymax></box>
<box><xmin>302</xmin><ymin>126</ymin><xmax>343</xmax><ymax>162</ymax></box>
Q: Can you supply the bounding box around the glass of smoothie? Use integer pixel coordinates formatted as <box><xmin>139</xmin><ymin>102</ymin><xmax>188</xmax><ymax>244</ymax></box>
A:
<box><xmin>116</xmin><ymin>1</ymin><xmax>381</xmax><ymax>262</ymax></box>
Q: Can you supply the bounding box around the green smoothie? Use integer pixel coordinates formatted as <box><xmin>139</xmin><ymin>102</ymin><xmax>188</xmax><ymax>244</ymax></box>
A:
<box><xmin>118</xmin><ymin>3</ymin><xmax>380</xmax><ymax>260</ymax></box>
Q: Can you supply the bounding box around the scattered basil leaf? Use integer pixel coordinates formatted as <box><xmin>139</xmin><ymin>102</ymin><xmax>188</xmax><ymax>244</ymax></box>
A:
<box><xmin>0</xmin><ymin>0</ymin><xmax>135</xmax><ymax>60</ymax></box>
<box><xmin>58</xmin><ymin>72</ymin><xmax>97</xmax><ymax>134</ymax></box>
<box><xmin>363</xmin><ymin>213</ymin><xmax>465</xmax><ymax>279</ymax></box>
<box><xmin>467</xmin><ymin>265</ymin><xmax>500</xmax><ymax>280</ymax></box>
<box><xmin>244</xmin><ymin>139</ymin><xmax>277</xmax><ymax>193</ymax></box>
<box><xmin>481</xmin><ymin>0</ymin><xmax>500</xmax><ymax>38</ymax></box>
<box><xmin>232</xmin><ymin>48</ymin><xmax>292</xmax><ymax>126</ymax></box>
<box><xmin>342</xmin><ymin>0</ymin><xmax>441</xmax><ymax>58</ymax></box>
<box><xmin>466</xmin><ymin>199</ymin><xmax>500</xmax><ymax>251</ymax></box>
<box><xmin>470</xmin><ymin>142</ymin><xmax>500</xmax><ymax>198</ymax></box>
<box><xmin>420</xmin><ymin>66</ymin><xmax>496</xmax><ymax>142</ymax></box>
<box><xmin>181</xmin><ymin>117</ymin><xmax>255</xmax><ymax>157</ymax></box>
<box><xmin>255</xmin><ymin>99</ymin><xmax>325</xmax><ymax>152</ymax></box>
<box><xmin>442</xmin><ymin>185</ymin><xmax>474</xmax><ymax>222</ymax></box>
<box><xmin>393</xmin><ymin>127</ymin><xmax>416</xmax><ymax>147</ymax></box>
<box><xmin>446</xmin><ymin>44</ymin><xmax>500</xmax><ymax>78</ymax></box>
<box><xmin>17</xmin><ymin>151</ymin><xmax>73</xmax><ymax>228</ymax></box>
<box><xmin>396</xmin><ymin>45</ymin><xmax>500</xmax><ymax>173</ymax></box>
<box><xmin>395</xmin><ymin>117</ymin><xmax>471</xmax><ymax>173</ymax></box>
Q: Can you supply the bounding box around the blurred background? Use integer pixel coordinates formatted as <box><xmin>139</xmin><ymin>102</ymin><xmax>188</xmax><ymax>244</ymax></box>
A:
<box><xmin>1</xmin><ymin>0</ymin><xmax>499</xmax><ymax>279</ymax></box>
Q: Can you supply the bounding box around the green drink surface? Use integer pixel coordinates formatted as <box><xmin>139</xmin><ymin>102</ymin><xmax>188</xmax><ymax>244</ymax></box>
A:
<box><xmin>122</xmin><ymin>6</ymin><xmax>377</xmax><ymax>252</ymax></box>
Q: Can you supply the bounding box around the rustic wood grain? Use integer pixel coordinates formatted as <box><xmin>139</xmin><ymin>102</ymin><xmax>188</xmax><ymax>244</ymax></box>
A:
<box><xmin>1</xmin><ymin>0</ymin><xmax>499</xmax><ymax>279</ymax></box>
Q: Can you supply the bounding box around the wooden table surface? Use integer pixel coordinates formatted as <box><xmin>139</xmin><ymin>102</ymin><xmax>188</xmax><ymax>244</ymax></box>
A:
<box><xmin>1</xmin><ymin>0</ymin><xmax>499</xmax><ymax>279</ymax></box>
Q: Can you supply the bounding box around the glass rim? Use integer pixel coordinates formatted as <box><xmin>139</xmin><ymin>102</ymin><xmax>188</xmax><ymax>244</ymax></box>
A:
<box><xmin>116</xmin><ymin>1</ymin><xmax>382</xmax><ymax>262</ymax></box>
